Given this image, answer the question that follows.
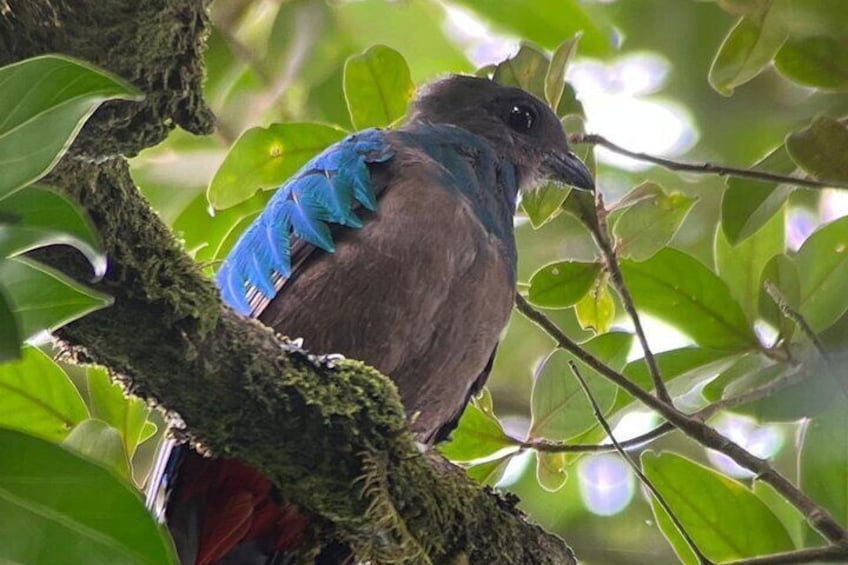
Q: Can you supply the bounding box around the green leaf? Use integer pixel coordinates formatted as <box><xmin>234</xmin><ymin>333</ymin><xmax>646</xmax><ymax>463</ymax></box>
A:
<box><xmin>440</xmin><ymin>404</ymin><xmax>516</xmax><ymax>462</ymax></box>
<box><xmin>642</xmin><ymin>451</ymin><xmax>794</xmax><ymax>564</ymax></box>
<box><xmin>466</xmin><ymin>453</ymin><xmax>513</xmax><ymax>486</ymax></box>
<box><xmin>87</xmin><ymin>366</ymin><xmax>154</xmax><ymax>459</ymax></box>
<box><xmin>613</xmin><ymin>190</ymin><xmax>696</xmax><ymax>262</ymax></box>
<box><xmin>521</xmin><ymin>183</ymin><xmax>571</xmax><ymax>228</ymax></box>
<box><xmin>0</xmin><ymin>286</ymin><xmax>21</xmax><ymax>362</ymax></box>
<box><xmin>0</xmin><ymin>185</ymin><xmax>105</xmax><ymax>276</ymax></box>
<box><xmin>775</xmin><ymin>36</ymin><xmax>848</xmax><ymax>90</ymax></box>
<box><xmin>721</xmin><ymin>145</ymin><xmax>796</xmax><ymax>244</ymax></box>
<box><xmin>700</xmin><ymin>352</ymin><xmax>772</xmax><ymax>403</ymax></box>
<box><xmin>493</xmin><ymin>43</ymin><xmax>549</xmax><ymax>100</ymax></box>
<box><xmin>0</xmin><ymin>258</ymin><xmax>112</xmax><ymax>341</ymax></box>
<box><xmin>574</xmin><ymin>279</ymin><xmax>615</xmax><ymax>334</ymax></box>
<box><xmin>753</xmin><ymin>481</ymin><xmax>807</xmax><ymax>549</ymax></box>
<box><xmin>0</xmin><ymin>55</ymin><xmax>141</xmax><ymax>199</ymax></box>
<box><xmin>343</xmin><ymin>45</ymin><xmax>415</xmax><ymax>130</ymax></box>
<box><xmin>536</xmin><ymin>451</ymin><xmax>568</xmax><ymax>492</ymax></box>
<box><xmin>529</xmin><ymin>332</ymin><xmax>632</xmax><ymax>440</ymax></box>
<box><xmin>708</xmin><ymin>8</ymin><xmax>788</xmax><ymax>96</ymax></box>
<box><xmin>758</xmin><ymin>254</ymin><xmax>800</xmax><ymax>341</ymax></box>
<box><xmin>544</xmin><ymin>35</ymin><xmax>581</xmax><ymax>110</ymax></box>
<box><xmin>528</xmin><ymin>261</ymin><xmax>601</xmax><ymax>309</ymax></box>
<box><xmin>0</xmin><ymin>427</ymin><xmax>177</xmax><ymax>564</ymax></box>
<box><xmin>795</xmin><ymin>215</ymin><xmax>848</xmax><ymax>331</ymax></box>
<box><xmin>449</xmin><ymin>0</ymin><xmax>613</xmax><ymax>56</ymax></box>
<box><xmin>0</xmin><ymin>347</ymin><xmax>88</xmax><ymax>441</ymax></box>
<box><xmin>800</xmin><ymin>406</ymin><xmax>848</xmax><ymax>545</ymax></box>
<box><xmin>207</xmin><ymin>123</ymin><xmax>346</xmax><ymax>210</ymax></box>
<box><xmin>785</xmin><ymin>115</ymin><xmax>848</xmax><ymax>183</ymax></box>
<box><xmin>715</xmin><ymin>206</ymin><xmax>784</xmax><ymax>321</ymax></box>
<box><xmin>62</xmin><ymin>419</ymin><xmax>130</xmax><ymax>479</ymax></box>
<box><xmin>621</xmin><ymin>248</ymin><xmax>758</xmax><ymax>351</ymax></box>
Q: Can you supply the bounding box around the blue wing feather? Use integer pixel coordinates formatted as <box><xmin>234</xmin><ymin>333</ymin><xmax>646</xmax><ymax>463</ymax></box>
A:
<box><xmin>216</xmin><ymin>128</ymin><xmax>393</xmax><ymax>315</ymax></box>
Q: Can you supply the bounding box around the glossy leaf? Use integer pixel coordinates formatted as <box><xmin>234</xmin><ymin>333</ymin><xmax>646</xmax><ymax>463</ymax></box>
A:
<box><xmin>785</xmin><ymin>115</ymin><xmax>848</xmax><ymax>183</ymax></box>
<box><xmin>0</xmin><ymin>286</ymin><xmax>20</xmax><ymax>362</ymax></box>
<box><xmin>0</xmin><ymin>258</ymin><xmax>112</xmax><ymax>341</ymax></box>
<box><xmin>800</xmin><ymin>406</ymin><xmax>848</xmax><ymax>545</ymax></box>
<box><xmin>0</xmin><ymin>185</ymin><xmax>105</xmax><ymax>276</ymax></box>
<box><xmin>449</xmin><ymin>0</ymin><xmax>613</xmax><ymax>56</ymax></box>
<box><xmin>795</xmin><ymin>215</ymin><xmax>848</xmax><ymax>331</ymax></box>
<box><xmin>775</xmin><ymin>36</ymin><xmax>848</xmax><ymax>90</ymax></box>
<box><xmin>708</xmin><ymin>9</ymin><xmax>788</xmax><ymax>96</ymax></box>
<box><xmin>0</xmin><ymin>55</ymin><xmax>141</xmax><ymax>198</ymax></box>
<box><xmin>528</xmin><ymin>261</ymin><xmax>601</xmax><ymax>309</ymax></box>
<box><xmin>62</xmin><ymin>419</ymin><xmax>130</xmax><ymax>479</ymax></box>
<box><xmin>721</xmin><ymin>145</ymin><xmax>796</xmax><ymax>244</ymax></box>
<box><xmin>574</xmin><ymin>279</ymin><xmax>614</xmax><ymax>334</ymax></box>
<box><xmin>613</xmin><ymin>190</ymin><xmax>696</xmax><ymax>261</ymax></box>
<box><xmin>545</xmin><ymin>35</ymin><xmax>581</xmax><ymax>110</ymax></box>
<box><xmin>207</xmin><ymin>123</ymin><xmax>346</xmax><ymax>210</ymax></box>
<box><xmin>0</xmin><ymin>427</ymin><xmax>177</xmax><ymax>564</ymax></box>
<box><xmin>0</xmin><ymin>347</ymin><xmax>88</xmax><ymax>441</ymax></box>
<box><xmin>643</xmin><ymin>451</ymin><xmax>794</xmax><ymax>564</ymax></box>
<box><xmin>715</xmin><ymin>207</ymin><xmax>784</xmax><ymax>321</ymax></box>
<box><xmin>87</xmin><ymin>367</ymin><xmax>155</xmax><ymax>459</ymax></box>
<box><xmin>521</xmin><ymin>183</ymin><xmax>571</xmax><ymax>229</ymax></box>
<box><xmin>758</xmin><ymin>254</ymin><xmax>800</xmax><ymax>341</ymax></box>
<box><xmin>529</xmin><ymin>332</ymin><xmax>632</xmax><ymax>440</ymax></box>
<box><xmin>620</xmin><ymin>248</ymin><xmax>758</xmax><ymax>351</ymax></box>
<box><xmin>343</xmin><ymin>45</ymin><xmax>415</xmax><ymax>130</ymax></box>
<box><xmin>440</xmin><ymin>404</ymin><xmax>516</xmax><ymax>462</ymax></box>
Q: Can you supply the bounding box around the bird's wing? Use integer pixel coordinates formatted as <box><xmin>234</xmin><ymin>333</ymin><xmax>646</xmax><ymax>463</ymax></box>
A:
<box><xmin>215</xmin><ymin>128</ymin><xmax>394</xmax><ymax>317</ymax></box>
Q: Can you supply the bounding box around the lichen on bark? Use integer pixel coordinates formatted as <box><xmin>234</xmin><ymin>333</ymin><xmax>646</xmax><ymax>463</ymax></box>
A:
<box><xmin>1</xmin><ymin>1</ymin><xmax>576</xmax><ymax>563</ymax></box>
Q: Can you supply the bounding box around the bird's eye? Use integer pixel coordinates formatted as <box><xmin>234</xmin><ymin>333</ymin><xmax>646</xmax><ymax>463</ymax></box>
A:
<box><xmin>507</xmin><ymin>104</ymin><xmax>536</xmax><ymax>133</ymax></box>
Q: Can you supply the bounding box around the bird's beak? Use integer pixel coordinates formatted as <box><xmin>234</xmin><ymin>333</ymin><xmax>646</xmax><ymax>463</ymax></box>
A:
<box><xmin>545</xmin><ymin>150</ymin><xmax>595</xmax><ymax>192</ymax></box>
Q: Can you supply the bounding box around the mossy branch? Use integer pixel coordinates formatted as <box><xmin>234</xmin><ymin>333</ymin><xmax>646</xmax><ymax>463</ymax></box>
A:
<box><xmin>1</xmin><ymin>1</ymin><xmax>575</xmax><ymax>562</ymax></box>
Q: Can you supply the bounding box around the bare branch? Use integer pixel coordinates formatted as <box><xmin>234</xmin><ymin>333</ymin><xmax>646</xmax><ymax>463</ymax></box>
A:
<box><xmin>724</xmin><ymin>544</ymin><xmax>848</xmax><ymax>565</ymax></box>
<box><xmin>514</xmin><ymin>293</ymin><xmax>848</xmax><ymax>545</ymax></box>
<box><xmin>568</xmin><ymin>360</ymin><xmax>713</xmax><ymax>565</ymax></box>
<box><xmin>571</xmin><ymin>133</ymin><xmax>848</xmax><ymax>191</ymax></box>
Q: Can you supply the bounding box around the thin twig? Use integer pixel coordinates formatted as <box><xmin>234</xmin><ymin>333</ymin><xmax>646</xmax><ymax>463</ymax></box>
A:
<box><xmin>514</xmin><ymin>293</ymin><xmax>848</xmax><ymax>545</ymax></box>
<box><xmin>724</xmin><ymin>544</ymin><xmax>848</xmax><ymax>565</ymax></box>
<box><xmin>568</xmin><ymin>360</ymin><xmax>713</xmax><ymax>565</ymax></box>
<box><xmin>589</xmin><ymin>192</ymin><xmax>670</xmax><ymax>403</ymax></box>
<box><xmin>571</xmin><ymin>133</ymin><xmax>848</xmax><ymax>191</ymax></box>
<box><xmin>519</xmin><ymin>423</ymin><xmax>673</xmax><ymax>453</ymax></box>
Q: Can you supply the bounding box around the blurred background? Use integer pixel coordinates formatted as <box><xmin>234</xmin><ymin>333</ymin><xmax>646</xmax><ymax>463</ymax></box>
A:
<box><xmin>126</xmin><ymin>1</ymin><xmax>848</xmax><ymax>562</ymax></box>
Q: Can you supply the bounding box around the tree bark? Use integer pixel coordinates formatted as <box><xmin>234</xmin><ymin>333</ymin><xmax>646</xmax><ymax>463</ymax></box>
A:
<box><xmin>0</xmin><ymin>1</ymin><xmax>576</xmax><ymax>563</ymax></box>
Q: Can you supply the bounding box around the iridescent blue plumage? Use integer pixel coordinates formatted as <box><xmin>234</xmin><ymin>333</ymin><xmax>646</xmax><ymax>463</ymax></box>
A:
<box><xmin>217</xmin><ymin>129</ymin><xmax>393</xmax><ymax>314</ymax></box>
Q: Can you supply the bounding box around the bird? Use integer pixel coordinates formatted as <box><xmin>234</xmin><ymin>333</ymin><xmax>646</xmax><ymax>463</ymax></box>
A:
<box><xmin>146</xmin><ymin>74</ymin><xmax>594</xmax><ymax>565</ymax></box>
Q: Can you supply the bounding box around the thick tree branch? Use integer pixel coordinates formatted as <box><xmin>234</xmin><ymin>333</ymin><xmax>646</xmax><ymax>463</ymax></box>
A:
<box><xmin>1</xmin><ymin>1</ymin><xmax>576</xmax><ymax>563</ymax></box>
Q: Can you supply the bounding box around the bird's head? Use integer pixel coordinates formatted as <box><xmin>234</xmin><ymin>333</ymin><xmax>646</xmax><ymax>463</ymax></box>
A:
<box><xmin>408</xmin><ymin>74</ymin><xmax>594</xmax><ymax>193</ymax></box>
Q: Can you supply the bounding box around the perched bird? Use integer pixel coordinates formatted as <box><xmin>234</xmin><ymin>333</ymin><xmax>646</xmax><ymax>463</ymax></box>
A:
<box><xmin>147</xmin><ymin>74</ymin><xmax>594</xmax><ymax>564</ymax></box>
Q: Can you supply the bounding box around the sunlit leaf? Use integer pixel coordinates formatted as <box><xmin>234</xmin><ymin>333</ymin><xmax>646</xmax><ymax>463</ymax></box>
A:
<box><xmin>493</xmin><ymin>43</ymin><xmax>549</xmax><ymax>100</ymax></box>
<box><xmin>440</xmin><ymin>404</ymin><xmax>517</xmax><ymax>462</ymax></box>
<box><xmin>0</xmin><ymin>55</ymin><xmax>141</xmax><ymax>198</ymax></box>
<box><xmin>721</xmin><ymin>145</ymin><xmax>796</xmax><ymax>244</ymax></box>
<box><xmin>574</xmin><ymin>279</ymin><xmax>614</xmax><ymax>334</ymax></box>
<box><xmin>207</xmin><ymin>123</ymin><xmax>346</xmax><ymax>210</ymax></box>
<box><xmin>62</xmin><ymin>419</ymin><xmax>130</xmax><ymax>479</ymax></box>
<box><xmin>715</xmin><ymin>206</ymin><xmax>784</xmax><ymax>321</ymax></box>
<box><xmin>466</xmin><ymin>453</ymin><xmax>513</xmax><ymax>486</ymax></box>
<box><xmin>621</xmin><ymin>249</ymin><xmax>758</xmax><ymax>351</ymax></box>
<box><xmin>528</xmin><ymin>261</ymin><xmax>601</xmax><ymax>309</ymax></box>
<box><xmin>753</xmin><ymin>481</ymin><xmax>807</xmax><ymax>549</ymax></box>
<box><xmin>613</xmin><ymin>190</ymin><xmax>696</xmax><ymax>261</ymax></box>
<box><xmin>87</xmin><ymin>367</ymin><xmax>154</xmax><ymax>459</ymax></box>
<box><xmin>785</xmin><ymin>115</ymin><xmax>848</xmax><ymax>183</ymax></box>
<box><xmin>795</xmin><ymin>215</ymin><xmax>848</xmax><ymax>331</ymax></box>
<box><xmin>0</xmin><ymin>427</ymin><xmax>177</xmax><ymax>564</ymax></box>
<box><xmin>545</xmin><ymin>35</ymin><xmax>581</xmax><ymax>110</ymax></box>
<box><xmin>0</xmin><ymin>347</ymin><xmax>88</xmax><ymax>441</ymax></box>
<box><xmin>521</xmin><ymin>183</ymin><xmax>571</xmax><ymax>229</ymax></box>
<box><xmin>0</xmin><ymin>258</ymin><xmax>112</xmax><ymax>341</ymax></box>
<box><xmin>799</xmin><ymin>406</ymin><xmax>848</xmax><ymax>545</ymax></box>
<box><xmin>343</xmin><ymin>45</ymin><xmax>415</xmax><ymax>130</ymax></box>
<box><xmin>0</xmin><ymin>185</ymin><xmax>105</xmax><ymax>276</ymax></box>
<box><xmin>775</xmin><ymin>36</ymin><xmax>848</xmax><ymax>90</ymax></box>
<box><xmin>536</xmin><ymin>451</ymin><xmax>568</xmax><ymax>492</ymax></box>
<box><xmin>529</xmin><ymin>332</ymin><xmax>632</xmax><ymax>440</ymax></box>
<box><xmin>643</xmin><ymin>451</ymin><xmax>794</xmax><ymax>564</ymax></box>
